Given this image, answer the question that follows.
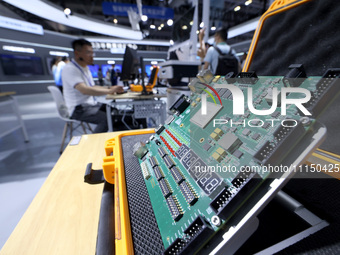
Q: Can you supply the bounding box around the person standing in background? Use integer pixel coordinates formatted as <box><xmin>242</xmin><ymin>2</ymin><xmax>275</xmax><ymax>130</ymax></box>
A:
<box><xmin>97</xmin><ymin>67</ymin><xmax>104</xmax><ymax>86</ymax></box>
<box><xmin>54</xmin><ymin>56</ymin><xmax>69</xmax><ymax>93</ymax></box>
<box><xmin>110</xmin><ymin>63</ymin><xmax>118</xmax><ymax>86</ymax></box>
<box><xmin>203</xmin><ymin>27</ymin><xmax>241</xmax><ymax>75</ymax></box>
<box><xmin>51</xmin><ymin>56</ymin><xmax>69</xmax><ymax>93</ymax></box>
<box><xmin>105</xmin><ymin>68</ymin><xmax>111</xmax><ymax>86</ymax></box>
<box><xmin>52</xmin><ymin>57</ymin><xmax>62</xmax><ymax>92</ymax></box>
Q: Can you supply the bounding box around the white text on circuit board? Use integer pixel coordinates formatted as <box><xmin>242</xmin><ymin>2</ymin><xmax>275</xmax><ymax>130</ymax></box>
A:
<box><xmin>213</xmin><ymin>118</ymin><xmax>298</xmax><ymax>128</ymax></box>
<box><xmin>200</xmin><ymin>85</ymin><xmax>311</xmax><ymax>116</ymax></box>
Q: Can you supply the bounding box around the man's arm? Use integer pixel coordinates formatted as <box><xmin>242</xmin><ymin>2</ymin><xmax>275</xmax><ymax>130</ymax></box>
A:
<box><xmin>197</xmin><ymin>28</ymin><xmax>207</xmax><ymax>60</ymax></box>
<box><xmin>203</xmin><ymin>46</ymin><xmax>213</xmax><ymax>70</ymax></box>
<box><xmin>203</xmin><ymin>61</ymin><xmax>210</xmax><ymax>70</ymax></box>
<box><xmin>75</xmin><ymin>82</ymin><xmax>123</xmax><ymax>96</ymax></box>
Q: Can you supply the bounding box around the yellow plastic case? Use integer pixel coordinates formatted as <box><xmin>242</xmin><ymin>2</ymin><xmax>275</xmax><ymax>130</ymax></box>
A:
<box><xmin>102</xmin><ymin>129</ymin><xmax>155</xmax><ymax>255</ymax></box>
<box><xmin>100</xmin><ymin>1</ymin><xmax>340</xmax><ymax>253</ymax></box>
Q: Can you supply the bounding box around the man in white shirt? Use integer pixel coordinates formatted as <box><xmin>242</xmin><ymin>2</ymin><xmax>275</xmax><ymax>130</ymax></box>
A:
<box><xmin>62</xmin><ymin>39</ymin><xmax>123</xmax><ymax>133</ymax></box>
<box><xmin>203</xmin><ymin>27</ymin><xmax>240</xmax><ymax>75</ymax></box>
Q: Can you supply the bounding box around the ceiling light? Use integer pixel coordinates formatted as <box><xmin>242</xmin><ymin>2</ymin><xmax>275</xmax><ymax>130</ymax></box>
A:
<box><xmin>3</xmin><ymin>45</ymin><xmax>35</xmax><ymax>53</ymax></box>
<box><xmin>158</xmin><ymin>26</ymin><xmax>162</xmax><ymax>30</ymax></box>
<box><xmin>151</xmin><ymin>61</ymin><xmax>158</xmax><ymax>65</ymax></box>
<box><xmin>141</xmin><ymin>15</ymin><xmax>148</xmax><ymax>22</ymax></box>
<box><xmin>167</xmin><ymin>19</ymin><xmax>173</xmax><ymax>26</ymax></box>
<box><xmin>196</xmin><ymin>30</ymin><xmax>200</xmax><ymax>34</ymax></box>
<box><xmin>170</xmin><ymin>39</ymin><xmax>174</xmax><ymax>45</ymax></box>
<box><xmin>49</xmin><ymin>51</ymin><xmax>69</xmax><ymax>57</ymax></box>
<box><xmin>182</xmin><ymin>25</ymin><xmax>188</xmax><ymax>30</ymax></box>
<box><xmin>200</xmin><ymin>22</ymin><xmax>204</xmax><ymax>28</ymax></box>
<box><xmin>211</xmin><ymin>21</ymin><xmax>216</xmax><ymax>31</ymax></box>
<box><xmin>190</xmin><ymin>20</ymin><xmax>193</xmax><ymax>26</ymax></box>
<box><xmin>107</xmin><ymin>60</ymin><xmax>116</xmax><ymax>64</ymax></box>
<box><xmin>234</xmin><ymin>6</ymin><xmax>241</xmax><ymax>11</ymax></box>
<box><xmin>150</xmin><ymin>24</ymin><xmax>156</xmax><ymax>29</ymax></box>
<box><xmin>64</xmin><ymin>8</ymin><xmax>71</xmax><ymax>16</ymax></box>
<box><xmin>245</xmin><ymin>0</ymin><xmax>252</xmax><ymax>5</ymax></box>
<box><xmin>113</xmin><ymin>19</ymin><xmax>118</xmax><ymax>24</ymax></box>
<box><xmin>160</xmin><ymin>23</ymin><xmax>164</xmax><ymax>27</ymax></box>
<box><xmin>5</xmin><ymin>0</ymin><xmax>143</xmax><ymax>39</ymax></box>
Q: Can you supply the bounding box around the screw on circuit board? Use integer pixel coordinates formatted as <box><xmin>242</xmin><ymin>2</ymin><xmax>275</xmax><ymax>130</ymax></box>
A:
<box><xmin>211</xmin><ymin>215</ymin><xmax>221</xmax><ymax>226</ymax></box>
<box><xmin>300</xmin><ymin>117</ymin><xmax>311</xmax><ymax>126</ymax></box>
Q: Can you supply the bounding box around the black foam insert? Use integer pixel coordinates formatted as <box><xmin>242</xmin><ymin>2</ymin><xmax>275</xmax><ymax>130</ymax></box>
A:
<box><xmin>121</xmin><ymin>134</ymin><xmax>165</xmax><ymax>255</ymax></box>
<box><xmin>248</xmin><ymin>0</ymin><xmax>340</xmax><ymax>154</ymax></box>
<box><xmin>249</xmin><ymin>0</ymin><xmax>340</xmax><ymax>76</ymax></box>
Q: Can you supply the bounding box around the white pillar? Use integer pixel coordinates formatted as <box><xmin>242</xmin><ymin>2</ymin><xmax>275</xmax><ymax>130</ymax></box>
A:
<box><xmin>202</xmin><ymin>0</ymin><xmax>210</xmax><ymax>42</ymax></box>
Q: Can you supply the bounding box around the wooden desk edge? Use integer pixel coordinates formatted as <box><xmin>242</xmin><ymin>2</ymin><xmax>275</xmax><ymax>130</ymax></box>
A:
<box><xmin>106</xmin><ymin>92</ymin><xmax>167</xmax><ymax>100</ymax></box>
<box><xmin>1</xmin><ymin>132</ymin><xmax>120</xmax><ymax>255</ymax></box>
<box><xmin>0</xmin><ymin>91</ymin><xmax>16</xmax><ymax>97</ymax></box>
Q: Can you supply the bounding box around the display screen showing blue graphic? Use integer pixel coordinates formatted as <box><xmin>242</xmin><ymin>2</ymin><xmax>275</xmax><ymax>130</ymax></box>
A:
<box><xmin>102</xmin><ymin>64</ymin><xmax>122</xmax><ymax>78</ymax></box>
<box><xmin>88</xmin><ymin>64</ymin><xmax>99</xmax><ymax>78</ymax></box>
<box><xmin>1</xmin><ymin>54</ymin><xmax>44</xmax><ymax>76</ymax></box>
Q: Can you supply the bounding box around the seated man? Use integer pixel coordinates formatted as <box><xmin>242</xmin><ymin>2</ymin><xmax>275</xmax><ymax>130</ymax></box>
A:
<box><xmin>62</xmin><ymin>39</ymin><xmax>124</xmax><ymax>133</ymax></box>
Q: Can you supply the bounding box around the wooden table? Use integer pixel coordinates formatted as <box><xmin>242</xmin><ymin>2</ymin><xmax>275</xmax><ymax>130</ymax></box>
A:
<box><xmin>0</xmin><ymin>132</ymin><xmax>121</xmax><ymax>255</ymax></box>
<box><xmin>106</xmin><ymin>91</ymin><xmax>166</xmax><ymax>100</ymax></box>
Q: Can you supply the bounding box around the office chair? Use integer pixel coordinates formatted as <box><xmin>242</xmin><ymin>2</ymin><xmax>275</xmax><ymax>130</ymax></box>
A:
<box><xmin>47</xmin><ymin>86</ymin><xmax>92</xmax><ymax>153</ymax></box>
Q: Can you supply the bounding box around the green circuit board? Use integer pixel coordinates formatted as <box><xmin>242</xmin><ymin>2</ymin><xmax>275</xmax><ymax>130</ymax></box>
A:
<box><xmin>134</xmin><ymin>69</ymin><xmax>340</xmax><ymax>254</ymax></box>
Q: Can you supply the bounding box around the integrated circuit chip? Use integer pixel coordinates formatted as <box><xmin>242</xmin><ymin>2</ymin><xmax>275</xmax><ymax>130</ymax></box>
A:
<box><xmin>271</xmin><ymin>111</ymin><xmax>280</xmax><ymax>118</ymax></box>
<box><xmin>170</xmin><ymin>166</ymin><xmax>185</xmax><ymax>184</ymax></box>
<box><xmin>190</xmin><ymin>101</ymin><xmax>223</xmax><ymax>129</ymax></box>
<box><xmin>252</xmin><ymin>133</ymin><xmax>261</xmax><ymax>140</ymax></box>
<box><xmin>203</xmin><ymin>143</ymin><xmax>212</xmax><ymax>151</ymax></box>
<box><xmin>158</xmin><ymin>146</ymin><xmax>168</xmax><ymax>158</ymax></box>
<box><xmin>233</xmin><ymin>150</ymin><xmax>243</xmax><ymax>159</ymax></box>
<box><xmin>166</xmin><ymin>196</ymin><xmax>183</xmax><ymax>221</ymax></box>
<box><xmin>262</xmin><ymin>122</ymin><xmax>271</xmax><ymax>129</ymax></box>
<box><xmin>164</xmin><ymin>155</ymin><xmax>175</xmax><ymax>169</ymax></box>
<box><xmin>242</xmin><ymin>128</ymin><xmax>251</xmax><ymax>136</ymax></box>
<box><xmin>159</xmin><ymin>179</ymin><xmax>172</xmax><ymax>198</ymax></box>
<box><xmin>153</xmin><ymin>166</ymin><xmax>164</xmax><ymax>181</ymax></box>
<box><xmin>179</xmin><ymin>181</ymin><xmax>198</xmax><ymax>205</ymax></box>
<box><xmin>218</xmin><ymin>133</ymin><xmax>243</xmax><ymax>152</ymax></box>
<box><xmin>149</xmin><ymin>156</ymin><xmax>158</xmax><ymax>168</ymax></box>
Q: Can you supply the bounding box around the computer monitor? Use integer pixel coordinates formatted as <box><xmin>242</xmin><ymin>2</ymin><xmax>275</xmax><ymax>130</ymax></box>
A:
<box><xmin>121</xmin><ymin>46</ymin><xmax>139</xmax><ymax>81</ymax></box>
<box><xmin>88</xmin><ymin>64</ymin><xmax>99</xmax><ymax>78</ymax></box>
<box><xmin>0</xmin><ymin>54</ymin><xmax>44</xmax><ymax>76</ymax></box>
<box><xmin>145</xmin><ymin>64</ymin><xmax>152</xmax><ymax>77</ymax></box>
<box><xmin>102</xmin><ymin>64</ymin><xmax>122</xmax><ymax>78</ymax></box>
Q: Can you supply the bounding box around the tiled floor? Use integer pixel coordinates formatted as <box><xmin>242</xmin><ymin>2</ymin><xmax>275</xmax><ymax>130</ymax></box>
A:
<box><xmin>0</xmin><ymin>93</ymin><xmax>76</xmax><ymax>248</ymax></box>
